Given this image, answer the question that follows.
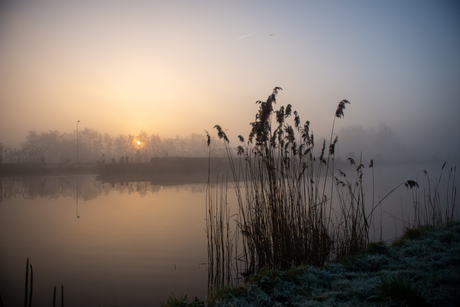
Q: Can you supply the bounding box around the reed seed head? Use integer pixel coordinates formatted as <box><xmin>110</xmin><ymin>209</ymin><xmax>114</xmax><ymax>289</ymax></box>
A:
<box><xmin>204</xmin><ymin>130</ymin><xmax>211</xmax><ymax>147</ymax></box>
<box><xmin>214</xmin><ymin>125</ymin><xmax>229</xmax><ymax>143</ymax></box>
<box><xmin>405</xmin><ymin>180</ymin><xmax>419</xmax><ymax>189</ymax></box>
<box><xmin>335</xmin><ymin>99</ymin><xmax>351</xmax><ymax>118</ymax></box>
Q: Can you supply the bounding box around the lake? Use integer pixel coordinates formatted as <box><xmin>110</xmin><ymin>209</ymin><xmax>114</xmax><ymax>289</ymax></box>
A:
<box><xmin>0</xmin><ymin>161</ymin><xmax>457</xmax><ymax>306</ymax></box>
<box><xmin>0</xmin><ymin>176</ymin><xmax>213</xmax><ymax>307</ymax></box>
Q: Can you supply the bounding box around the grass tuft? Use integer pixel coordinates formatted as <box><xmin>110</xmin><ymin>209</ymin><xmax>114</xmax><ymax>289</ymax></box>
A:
<box><xmin>392</xmin><ymin>225</ymin><xmax>436</xmax><ymax>247</ymax></box>
<box><xmin>378</xmin><ymin>273</ymin><xmax>429</xmax><ymax>306</ymax></box>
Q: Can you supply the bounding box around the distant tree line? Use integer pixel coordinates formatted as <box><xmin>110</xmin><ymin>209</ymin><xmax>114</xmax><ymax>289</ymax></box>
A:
<box><xmin>336</xmin><ymin>123</ymin><xmax>405</xmax><ymax>162</ymax></box>
<box><xmin>1</xmin><ymin>129</ymin><xmax>227</xmax><ymax>164</ymax></box>
<box><xmin>0</xmin><ymin>122</ymin><xmax>421</xmax><ymax>165</ymax></box>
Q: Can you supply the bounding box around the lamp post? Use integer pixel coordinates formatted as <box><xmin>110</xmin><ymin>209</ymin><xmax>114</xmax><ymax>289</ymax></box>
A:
<box><xmin>77</xmin><ymin>120</ymin><xmax>80</xmax><ymax>166</ymax></box>
<box><xmin>76</xmin><ymin>120</ymin><xmax>81</xmax><ymax>218</ymax></box>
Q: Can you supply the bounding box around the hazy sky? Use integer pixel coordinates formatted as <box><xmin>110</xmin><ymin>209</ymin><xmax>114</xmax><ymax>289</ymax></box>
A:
<box><xmin>1</xmin><ymin>0</ymin><xmax>459</xmax><ymax>159</ymax></box>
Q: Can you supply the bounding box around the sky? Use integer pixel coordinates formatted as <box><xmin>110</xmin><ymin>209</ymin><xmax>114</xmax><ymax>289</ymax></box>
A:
<box><xmin>1</xmin><ymin>0</ymin><xmax>459</xmax><ymax>160</ymax></box>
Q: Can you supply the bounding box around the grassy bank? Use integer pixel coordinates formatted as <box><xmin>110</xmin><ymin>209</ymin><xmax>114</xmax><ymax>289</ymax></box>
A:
<box><xmin>163</xmin><ymin>221</ymin><xmax>460</xmax><ymax>306</ymax></box>
<box><xmin>192</xmin><ymin>88</ymin><xmax>458</xmax><ymax>306</ymax></box>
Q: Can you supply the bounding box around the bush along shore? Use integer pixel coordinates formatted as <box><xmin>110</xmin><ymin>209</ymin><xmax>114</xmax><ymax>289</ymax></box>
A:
<box><xmin>163</xmin><ymin>221</ymin><xmax>460</xmax><ymax>307</ymax></box>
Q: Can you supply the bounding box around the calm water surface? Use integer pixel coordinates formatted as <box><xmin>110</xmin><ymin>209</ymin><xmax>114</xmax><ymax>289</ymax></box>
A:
<box><xmin>0</xmin><ymin>161</ymin><xmax>457</xmax><ymax>306</ymax></box>
<box><xmin>0</xmin><ymin>176</ymin><xmax>211</xmax><ymax>307</ymax></box>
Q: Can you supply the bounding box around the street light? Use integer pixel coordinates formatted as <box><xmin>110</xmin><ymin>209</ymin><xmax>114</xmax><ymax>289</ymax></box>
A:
<box><xmin>77</xmin><ymin>120</ymin><xmax>80</xmax><ymax>165</ymax></box>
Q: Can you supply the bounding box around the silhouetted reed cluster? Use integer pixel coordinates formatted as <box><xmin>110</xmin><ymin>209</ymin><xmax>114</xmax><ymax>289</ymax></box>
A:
<box><xmin>406</xmin><ymin>163</ymin><xmax>457</xmax><ymax>228</ymax></box>
<box><xmin>205</xmin><ymin>88</ymin><xmax>426</xmax><ymax>294</ymax></box>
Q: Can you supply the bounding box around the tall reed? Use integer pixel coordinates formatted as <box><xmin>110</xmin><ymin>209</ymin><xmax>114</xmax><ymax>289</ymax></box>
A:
<box><xmin>24</xmin><ymin>258</ymin><xmax>33</xmax><ymax>307</ymax></box>
<box><xmin>205</xmin><ymin>88</ymin><xmax>420</xmax><ymax>293</ymax></box>
<box><xmin>205</xmin><ymin>131</ymin><xmax>237</xmax><ymax>295</ymax></box>
<box><xmin>407</xmin><ymin>163</ymin><xmax>457</xmax><ymax>227</ymax></box>
<box><xmin>333</xmin><ymin>158</ymin><xmax>420</xmax><ymax>259</ymax></box>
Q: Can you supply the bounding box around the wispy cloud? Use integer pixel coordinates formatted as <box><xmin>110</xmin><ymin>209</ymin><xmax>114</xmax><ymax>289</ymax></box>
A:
<box><xmin>236</xmin><ymin>30</ymin><xmax>263</xmax><ymax>40</ymax></box>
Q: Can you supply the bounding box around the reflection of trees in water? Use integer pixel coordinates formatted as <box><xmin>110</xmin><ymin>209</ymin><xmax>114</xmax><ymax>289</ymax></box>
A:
<box><xmin>113</xmin><ymin>181</ymin><xmax>161</xmax><ymax>196</ymax></box>
<box><xmin>110</xmin><ymin>181</ymin><xmax>206</xmax><ymax>195</ymax></box>
<box><xmin>0</xmin><ymin>176</ymin><xmax>206</xmax><ymax>203</ymax></box>
<box><xmin>77</xmin><ymin>177</ymin><xmax>106</xmax><ymax>201</ymax></box>
<box><xmin>188</xmin><ymin>184</ymin><xmax>205</xmax><ymax>193</ymax></box>
<box><xmin>0</xmin><ymin>177</ymin><xmax>98</xmax><ymax>203</ymax></box>
<box><xmin>1</xmin><ymin>177</ymin><xmax>65</xmax><ymax>202</ymax></box>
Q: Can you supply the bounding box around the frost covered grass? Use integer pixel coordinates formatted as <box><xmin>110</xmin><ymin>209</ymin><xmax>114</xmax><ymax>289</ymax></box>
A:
<box><xmin>162</xmin><ymin>222</ymin><xmax>460</xmax><ymax>306</ymax></box>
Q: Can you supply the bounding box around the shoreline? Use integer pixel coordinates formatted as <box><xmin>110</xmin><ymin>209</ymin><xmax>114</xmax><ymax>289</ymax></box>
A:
<box><xmin>0</xmin><ymin>157</ymin><xmax>232</xmax><ymax>177</ymax></box>
<box><xmin>165</xmin><ymin>222</ymin><xmax>460</xmax><ymax>306</ymax></box>
<box><xmin>1</xmin><ymin>158</ymin><xmax>455</xmax><ymax>177</ymax></box>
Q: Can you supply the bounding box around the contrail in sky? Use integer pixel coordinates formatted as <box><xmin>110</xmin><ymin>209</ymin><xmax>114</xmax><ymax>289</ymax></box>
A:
<box><xmin>236</xmin><ymin>30</ymin><xmax>263</xmax><ymax>40</ymax></box>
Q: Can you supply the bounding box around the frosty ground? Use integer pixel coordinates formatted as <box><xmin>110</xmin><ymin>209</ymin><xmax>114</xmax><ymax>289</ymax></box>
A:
<box><xmin>164</xmin><ymin>222</ymin><xmax>460</xmax><ymax>307</ymax></box>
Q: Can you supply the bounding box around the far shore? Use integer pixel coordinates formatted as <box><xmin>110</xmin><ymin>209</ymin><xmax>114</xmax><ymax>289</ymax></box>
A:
<box><xmin>0</xmin><ymin>157</ymin><xmax>233</xmax><ymax>179</ymax></box>
<box><xmin>1</xmin><ymin>157</ymin><xmax>453</xmax><ymax>178</ymax></box>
